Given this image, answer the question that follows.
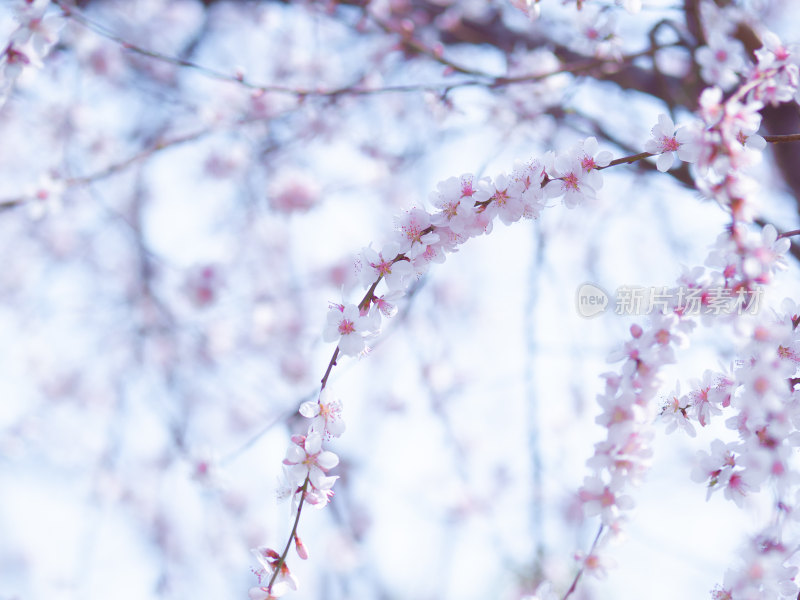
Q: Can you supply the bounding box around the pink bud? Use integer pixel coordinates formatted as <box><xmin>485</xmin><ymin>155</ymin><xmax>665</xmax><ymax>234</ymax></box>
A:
<box><xmin>294</xmin><ymin>534</ymin><xmax>308</xmax><ymax>560</ymax></box>
<box><xmin>630</xmin><ymin>324</ymin><xmax>643</xmax><ymax>338</ymax></box>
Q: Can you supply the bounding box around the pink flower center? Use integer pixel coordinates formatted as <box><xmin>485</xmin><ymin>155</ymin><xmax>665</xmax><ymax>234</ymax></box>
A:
<box><xmin>444</xmin><ymin>200</ymin><xmax>459</xmax><ymax>218</ymax></box>
<box><xmin>599</xmin><ymin>488</ymin><xmax>616</xmax><ymax>507</ymax></box>
<box><xmin>562</xmin><ymin>172</ymin><xmax>580</xmax><ymax>191</ymax></box>
<box><xmin>660</xmin><ymin>136</ymin><xmax>680</xmax><ymax>152</ymax></box>
<box><xmin>402</xmin><ymin>222</ymin><xmax>423</xmax><ymax>243</ymax></box>
<box><xmin>736</xmin><ymin>131</ymin><xmax>748</xmax><ymax>146</ymax></box>
<box><xmin>372</xmin><ymin>259</ymin><xmax>392</xmax><ymax>277</ymax></box>
<box><xmin>581</xmin><ymin>156</ymin><xmax>598</xmax><ymax>171</ymax></box>
<box><xmin>338</xmin><ymin>319</ymin><xmax>355</xmax><ymax>335</ymax></box>
<box><xmin>6</xmin><ymin>46</ymin><xmax>29</xmax><ymax>65</ymax></box>
<box><xmin>493</xmin><ymin>188</ymin><xmax>509</xmax><ymax>206</ymax></box>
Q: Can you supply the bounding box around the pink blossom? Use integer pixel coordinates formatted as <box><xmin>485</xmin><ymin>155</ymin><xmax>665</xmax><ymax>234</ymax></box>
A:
<box><xmin>511</xmin><ymin>158</ymin><xmax>547</xmax><ymax>219</ymax></box>
<box><xmin>411</xmin><ymin>239</ymin><xmax>446</xmax><ymax>274</ymax></box>
<box><xmin>695</xmin><ymin>33</ymin><xmax>746</xmax><ymax>91</ymax></box>
<box><xmin>688</xmin><ymin>370</ymin><xmax>724</xmax><ymax>427</ymax></box>
<box><xmin>357</xmin><ymin>242</ymin><xmax>412</xmax><ymax>291</ymax></box>
<box><xmin>644</xmin><ymin>114</ymin><xmax>699</xmax><ymax>171</ymax></box>
<box><xmin>715</xmin><ymin>535</ymin><xmax>799</xmax><ymax>599</ymax></box>
<box><xmin>574</xmin><ymin>548</ymin><xmax>617</xmax><ymax>580</ymax></box>
<box><xmin>394</xmin><ymin>208</ymin><xmax>439</xmax><ymax>257</ymax></box>
<box><xmin>691</xmin><ymin>439</ymin><xmax>738</xmax><ymax>500</ymax></box>
<box><xmin>745</xmin><ymin>224</ymin><xmax>791</xmax><ymax>281</ymax></box>
<box><xmin>575</xmin><ymin>137</ymin><xmax>612</xmax><ymax>173</ymax></box>
<box><xmin>543</xmin><ymin>153</ymin><xmax>601</xmax><ymax>208</ymax></box>
<box><xmin>371</xmin><ymin>290</ymin><xmax>403</xmax><ymax>317</ymax></box>
<box><xmin>11</xmin><ymin>0</ymin><xmax>63</xmax><ymax>60</ymax></box>
<box><xmin>478</xmin><ymin>173</ymin><xmax>525</xmax><ymax>225</ymax></box>
<box><xmin>429</xmin><ymin>174</ymin><xmax>482</xmax><ymax>234</ymax></box>
<box><xmin>283</xmin><ymin>432</ymin><xmax>340</xmax><ymax>489</ymax></box>
<box><xmin>659</xmin><ymin>383</ymin><xmax>696</xmax><ymax>437</ymax></box>
<box><xmin>322</xmin><ymin>303</ymin><xmax>370</xmax><ymax>357</ymax></box>
<box><xmin>299</xmin><ymin>389</ymin><xmax>346</xmax><ymax>439</ymax></box>
<box><xmin>749</xmin><ymin>32</ymin><xmax>799</xmax><ymax>105</ymax></box>
<box><xmin>579</xmin><ymin>475</ymin><xmax>634</xmax><ymax>525</ymax></box>
<box><xmin>250</xmin><ymin>546</ymin><xmax>299</xmax><ymax>598</ymax></box>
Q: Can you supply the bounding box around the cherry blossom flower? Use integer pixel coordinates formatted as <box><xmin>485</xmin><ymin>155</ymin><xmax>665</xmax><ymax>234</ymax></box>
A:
<box><xmin>573</xmin><ymin>8</ymin><xmax>621</xmax><ymax>60</ymax></box>
<box><xmin>299</xmin><ymin>389</ymin><xmax>345</xmax><ymax>439</ymax></box>
<box><xmin>478</xmin><ymin>173</ymin><xmax>525</xmax><ymax>225</ymax></box>
<box><xmin>688</xmin><ymin>370</ymin><xmax>725</xmax><ymax>427</ymax></box>
<box><xmin>24</xmin><ymin>173</ymin><xmax>64</xmax><ymax>219</ymax></box>
<box><xmin>743</xmin><ymin>224</ymin><xmax>791</xmax><ymax>281</ymax></box>
<box><xmin>371</xmin><ymin>290</ymin><xmax>403</xmax><ymax>317</ymax></box>
<box><xmin>692</xmin><ymin>439</ymin><xmax>735</xmax><ymax>483</ymax></box>
<box><xmin>578</xmin><ymin>475</ymin><xmax>635</xmax><ymax>525</ymax></box>
<box><xmin>357</xmin><ymin>242</ymin><xmax>412</xmax><ymax>291</ymax></box>
<box><xmin>660</xmin><ymin>383</ymin><xmax>696</xmax><ymax>437</ymax></box>
<box><xmin>1</xmin><ymin>0</ymin><xmax>63</xmax><ymax>104</ymax></box>
<box><xmin>543</xmin><ymin>152</ymin><xmax>601</xmax><ymax>208</ymax></box>
<box><xmin>714</xmin><ymin>534</ymin><xmax>799</xmax><ymax>599</ymax></box>
<box><xmin>411</xmin><ymin>238</ymin><xmax>446</xmax><ymax>274</ymax></box>
<box><xmin>250</xmin><ymin>546</ymin><xmax>299</xmax><ymax>598</ymax></box>
<box><xmin>394</xmin><ymin>208</ymin><xmax>440</xmax><ymax>257</ymax></box>
<box><xmin>13</xmin><ymin>1</ymin><xmax>63</xmax><ymax>50</ymax></box>
<box><xmin>696</xmin><ymin>33</ymin><xmax>746</xmax><ymax>91</ymax></box>
<box><xmin>283</xmin><ymin>432</ymin><xmax>339</xmax><ymax>495</ymax></box>
<box><xmin>512</xmin><ymin>158</ymin><xmax>547</xmax><ymax>219</ymax></box>
<box><xmin>749</xmin><ymin>32</ymin><xmax>799</xmax><ymax>105</ymax></box>
<box><xmin>644</xmin><ymin>114</ymin><xmax>700</xmax><ymax>171</ymax></box>
<box><xmin>698</xmin><ymin>86</ymin><xmax>725</xmax><ymax>126</ymax></box>
<box><xmin>574</xmin><ymin>547</ymin><xmax>617</xmax><ymax>580</ymax></box>
<box><xmin>575</xmin><ymin>137</ymin><xmax>612</xmax><ymax>173</ymax></box>
<box><xmin>301</xmin><ymin>479</ymin><xmax>337</xmax><ymax>507</ymax></box>
<box><xmin>429</xmin><ymin>174</ymin><xmax>480</xmax><ymax>234</ymax></box>
<box><xmin>323</xmin><ymin>303</ymin><xmax>370</xmax><ymax>356</ymax></box>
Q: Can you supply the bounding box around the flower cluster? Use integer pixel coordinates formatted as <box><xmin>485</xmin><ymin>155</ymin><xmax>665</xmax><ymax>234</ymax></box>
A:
<box><xmin>712</xmin><ymin>531</ymin><xmax>799</xmax><ymax>599</ymax></box>
<box><xmin>693</xmin><ymin>1</ymin><xmax>748</xmax><ymax>92</ymax></box>
<box><xmin>258</xmin><ymin>28</ymin><xmax>800</xmax><ymax>599</ymax></box>
<box><xmin>322</xmin><ymin>138</ymin><xmax>614</xmax><ymax>359</ymax></box>
<box><xmin>576</xmin><ymin>128</ymin><xmax>789</xmax><ymax>545</ymax></box>
<box><xmin>1</xmin><ymin>0</ymin><xmax>64</xmax><ymax>106</ymax></box>
<box><xmin>662</xmin><ymin>302</ymin><xmax>800</xmax><ymax>517</ymax></box>
<box><xmin>251</xmin><ymin>389</ymin><xmax>344</xmax><ymax>598</ymax></box>
<box><xmin>579</xmin><ymin>312</ymin><xmax>693</xmax><ymax>531</ymax></box>
<box><xmin>644</xmin><ymin>113</ymin><xmax>700</xmax><ymax>172</ymax></box>
<box><xmin>576</xmin><ymin>27</ymin><xmax>800</xmax><ymax>593</ymax></box>
<box><xmin>644</xmin><ymin>26</ymin><xmax>800</xmax><ymax>597</ymax></box>
<box><xmin>257</xmin><ymin>135</ymin><xmax>620</xmax><ymax>595</ymax></box>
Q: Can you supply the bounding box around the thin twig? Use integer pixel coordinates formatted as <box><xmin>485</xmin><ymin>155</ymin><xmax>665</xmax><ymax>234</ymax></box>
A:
<box><xmin>763</xmin><ymin>134</ymin><xmax>800</xmax><ymax>143</ymax></box>
<box><xmin>562</xmin><ymin>524</ymin><xmax>604</xmax><ymax>600</ymax></box>
<box><xmin>266</xmin><ymin>477</ymin><xmax>309</xmax><ymax>592</ymax></box>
